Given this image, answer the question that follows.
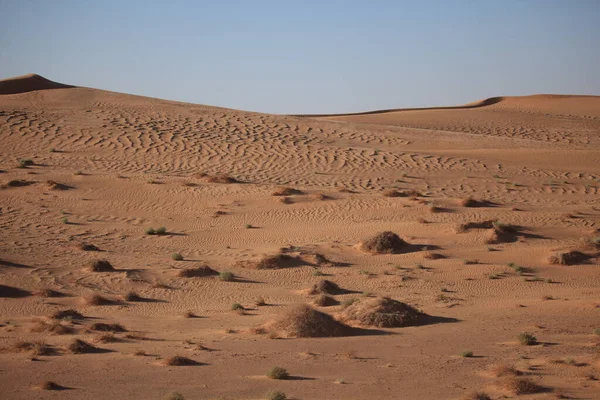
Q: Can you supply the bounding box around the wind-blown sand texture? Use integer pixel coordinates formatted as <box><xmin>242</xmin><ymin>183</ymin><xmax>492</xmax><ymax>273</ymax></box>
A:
<box><xmin>0</xmin><ymin>74</ymin><xmax>599</xmax><ymax>399</ymax></box>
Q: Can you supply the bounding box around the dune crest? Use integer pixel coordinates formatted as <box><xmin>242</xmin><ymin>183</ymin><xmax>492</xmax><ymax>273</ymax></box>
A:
<box><xmin>0</xmin><ymin>73</ymin><xmax>73</xmax><ymax>95</ymax></box>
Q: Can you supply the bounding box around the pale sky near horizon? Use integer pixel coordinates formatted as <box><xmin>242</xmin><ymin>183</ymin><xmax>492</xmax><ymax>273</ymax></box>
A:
<box><xmin>1</xmin><ymin>1</ymin><xmax>599</xmax><ymax>114</ymax></box>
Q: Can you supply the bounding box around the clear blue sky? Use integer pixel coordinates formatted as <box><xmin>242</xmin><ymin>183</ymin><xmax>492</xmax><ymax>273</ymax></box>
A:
<box><xmin>1</xmin><ymin>1</ymin><xmax>599</xmax><ymax>114</ymax></box>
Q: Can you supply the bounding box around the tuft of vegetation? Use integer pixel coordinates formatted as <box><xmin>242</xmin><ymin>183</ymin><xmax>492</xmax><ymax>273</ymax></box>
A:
<box><xmin>341</xmin><ymin>298</ymin><xmax>358</xmax><ymax>308</ymax></box>
<box><xmin>245</xmin><ymin>223</ymin><xmax>253</xmax><ymax>229</ymax></box>
<box><xmin>231</xmin><ymin>303</ymin><xmax>244</xmax><ymax>311</ymax></box>
<box><xmin>49</xmin><ymin>148</ymin><xmax>55</xmax><ymax>153</ymax></box>
<box><xmin>267</xmin><ymin>366</ymin><xmax>290</xmax><ymax>380</ymax></box>
<box><xmin>163</xmin><ymin>392</ymin><xmax>185</xmax><ymax>400</ymax></box>
<box><xmin>592</xmin><ymin>328</ymin><xmax>600</xmax><ymax>335</ymax></box>
<box><xmin>518</xmin><ymin>332</ymin><xmax>538</xmax><ymax>346</ymax></box>
<box><xmin>460</xmin><ymin>350</ymin><xmax>474</xmax><ymax>358</ymax></box>
<box><xmin>41</xmin><ymin>381</ymin><xmax>62</xmax><ymax>390</ymax></box>
<box><xmin>219</xmin><ymin>271</ymin><xmax>234</xmax><ymax>281</ymax></box>
<box><xmin>146</xmin><ymin>226</ymin><xmax>168</xmax><ymax>235</ymax></box>
<box><xmin>171</xmin><ymin>253</ymin><xmax>184</xmax><ymax>261</ymax></box>
<box><xmin>266</xmin><ymin>391</ymin><xmax>287</xmax><ymax>400</ymax></box>
<box><xmin>255</xmin><ymin>297</ymin><xmax>267</xmax><ymax>306</ymax></box>
<box><xmin>61</xmin><ymin>217</ymin><xmax>69</xmax><ymax>224</ymax></box>
<box><xmin>19</xmin><ymin>159</ymin><xmax>34</xmax><ymax>168</ymax></box>
<box><xmin>163</xmin><ymin>356</ymin><xmax>199</xmax><ymax>366</ymax></box>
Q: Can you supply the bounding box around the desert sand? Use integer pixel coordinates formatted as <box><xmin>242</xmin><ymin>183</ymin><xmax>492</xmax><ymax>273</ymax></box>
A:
<box><xmin>0</xmin><ymin>73</ymin><xmax>599</xmax><ymax>400</ymax></box>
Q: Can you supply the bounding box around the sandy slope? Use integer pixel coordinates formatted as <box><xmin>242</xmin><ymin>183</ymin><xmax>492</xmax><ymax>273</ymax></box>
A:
<box><xmin>0</xmin><ymin>75</ymin><xmax>599</xmax><ymax>400</ymax></box>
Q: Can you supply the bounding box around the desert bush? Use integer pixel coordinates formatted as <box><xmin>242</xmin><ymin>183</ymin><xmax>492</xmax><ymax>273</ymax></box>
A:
<box><xmin>68</xmin><ymin>339</ymin><xmax>100</xmax><ymax>354</ymax></box>
<box><xmin>460</xmin><ymin>351</ymin><xmax>474</xmax><ymax>358</ymax></box>
<box><xmin>171</xmin><ymin>253</ymin><xmax>184</xmax><ymax>261</ymax></box>
<box><xmin>359</xmin><ymin>231</ymin><xmax>409</xmax><ymax>254</ymax></box>
<box><xmin>499</xmin><ymin>377</ymin><xmax>545</xmax><ymax>395</ymax></box>
<box><xmin>267</xmin><ymin>366</ymin><xmax>289</xmax><ymax>380</ymax></box>
<box><xmin>518</xmin><ymin>332</ymin><xmax>537</xmax><ymax>346</ymax></box>
<box><xmin>88</xmin><ymin>259</ymin><xmax>114</xmax><ymax>272</ymax></box>
<box><xmin>219</xmin><ymin>271</ymin><xmax>234</xmax><ymax>281</ymax></box>
<box><xmin>266</xmin><ymin>391</ymin><xmax>287</xmax><ymax>400</ymax></box>
<box><xmin>163</xmin><ymin>356</ymin><xmax>199</xmax><ymax>366</ymax></box>
<box><xmin>231</xmin><ymin>303</ymin><xmax>244</xmax><ymax>311</ymax></box>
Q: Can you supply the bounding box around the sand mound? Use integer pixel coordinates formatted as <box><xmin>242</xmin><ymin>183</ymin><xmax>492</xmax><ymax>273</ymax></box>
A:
<box><xmin>261</xmin><ymin>304</ymin><xmax>354</xmax><ymax>338</ymax></box>
<box><xmin>337</xmin><ymin>296</ymin><xmax>424</xmax><ymax>328</ymax></box>
<box><xmin>0</xmin><ymin>74</ymin><xmax>73</xmax><ymax>95</ymax></box>
<box><xmin>238</xmin><ymin>254</ymin><xmax>302</xmax><ymax>269</ymax></box>
<box><xmin>176</xmin><ymin>265</ymin><xmax>218</xmax><ymax>277</ymax></box>
<box><xmin>359</xmin><ymin>231</ymin><xmax>410</xmax><ymax>254</ymax></box>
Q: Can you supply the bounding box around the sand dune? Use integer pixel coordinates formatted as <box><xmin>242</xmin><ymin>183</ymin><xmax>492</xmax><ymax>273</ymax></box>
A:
<box><xmin>0</xmin><ymin>74</ymin><xmax>599</xmax><ymax>400</ymax></box>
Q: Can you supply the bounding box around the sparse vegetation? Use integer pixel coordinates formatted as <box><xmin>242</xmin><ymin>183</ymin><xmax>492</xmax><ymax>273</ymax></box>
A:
<box><xmin>171</xmin><ymin>253</ymin><xmax>184</xmax><ymax>261</ymax></box>
<box><xmin>518</xmin><ymin>332</ymin><xmax>538</xmax><ymax>346</ymax></box>
<box><xmin>163</xmin><ymin>392</ymin><xmax>185</xmax><ymax>400</ymax></box>
<box><xmin>88</xmin><ymin>259</ymin><xmax>115</xmax><ymax>272</ymax></box>
<box><xmin>267</xmin><ymin>366</ymin><xmax>289</xmax><ymax>380</ymax></box>
<box><xmin>460</xmin><ymin>350</ymin><xmax>474</xmax><ymax>358</ymax></box>
<box><xmin>499</xmin><ymin>377</ymin><xmax>545</xmax><ymax>395</ymax></box>
<box><xmin>266</xmin><ymin>391</ymin><xmax>287</xmax><ymax>400</ymax></box>
<box><xmin>146</xmin><ymin>226</ymin><xmax>168</xmax><ymax>235</ymax></box>
<box><xmin>163</xmin><ymin>356</ymin><xmax>199</xmax><ymax>366</ymax></box>
<box><xmin>61</xmin><ymin>217</ymin><xmax>68</xmax><ymax>224</ymax></box>
<box><xmin>359</xmin><ymin>231</ymin><xmax>409</xmax><ymax>254</ymax></box>
<box><xmin>41</xmin><ymin>381</ymin><xmax>62</xmax><ymax>390</ymax></box>
<box><xmin>219</xmin><ymin>271</ymin><xmax>234</xmax><ymax>281</ymax></box>
<box><xmin>231</xmin><ymin>303</ymin><xmax>244</xmax><ymax>311</ymax></box>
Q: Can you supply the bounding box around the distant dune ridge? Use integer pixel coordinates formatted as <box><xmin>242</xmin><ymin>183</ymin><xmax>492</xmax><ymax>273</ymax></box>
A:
<box><xmin>1</xmin><ymin>72</ymin><xmax>599</xmax><ymax>400</ymax></box>
<box><xmin>0</xmin><ymin>73</ymin><xmax>74</xmax><ymax>95</ymax></box>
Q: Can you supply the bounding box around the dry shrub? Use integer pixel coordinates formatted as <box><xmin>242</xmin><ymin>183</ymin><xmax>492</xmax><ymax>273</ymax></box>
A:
<box><xmin>309</xmin><ymin>280</ymin><xmax>341</xmax><ymax>295</ymax></box>
<box><xmin>94</xmin><ymin>333</ymin><xmax>119</xmax><ymax>343</ymax></box>
<box><xmin>582</xmin><ymin>235</ymin><xmax>600</xmax><ymax>251</ymax></box>
<box><xmin>428</xmin><ymin>205</ymin><xmax>442</xmax><ymax>213</ymax></box>
<box><xmin>311</xmin><ymin>193</ymin><xmax>331</xmax><ymax>201</ymax></box>
<box><xmin>260</xmin><ymin>304</ymin><xmax>354</xmax><ymax>338</ymax></box>
<box><xmin>82</xmin><ymin>293</ymin><xmax>112</xmax><ymax>306</ymax></box>
<box><xmin>484</xmin><ymin>222</ymin><xmax>521</xmax><ymax>244</ymax></box>
<box><xmin>31</xmin><ymin>319</ymin><xmax>74</xmax><ymax>335</ymax></box>
<box><xmin>240</xmin><ymin>254</ymin><xmax>301</xmax><ymax>269</ymax></box>
<box><xmin>337</xmin><ymin>296</ymin><xmax>424</xmax><ymax>328</ymax></box>
<box><xmin>460</xmin><ymin>197</ymin><xmax>487</xmax><ymax>207</ymax></box>
<box><xmin>313</xmin><ymin>294</ymin><xmax>338</xmax><ymax>307</ymax></box>
<box><xmin>382</xmin><ymin>189</ymin><xmax>405</xmax><ymax>198</ymax></box>
<box><xmin>13</xmin><ymin>341</ymin><xmax>54</xmax><ymax>356</ymax></box>
<box><xmin>490</xmin><ymin>364</ymin><xmax>522</xmax><ymax>377</ymax></box>
<box><xmin>456</xmin><ymin>220</ymin><xmax>496</xmax><ymax>232</ymax></box>
<box><xmin>278</xmin><ymin>196</ymin><xmax>292</xmax><ymax>204</ymax></box>
<box><xmin>123</xmin><ymin>291</ymin><xmax>143</xmax><ymax>301</ymax></box>
<box><xmin>89</xmin><ymin>322</ymin><xmax>126</xmax><ymax>332</ymax></box>
<box><xmin>50</xmin><ymin>309</ymin><xmax>84</xmax><ymax>320</ymax></box>
<box><xmin>177</xmin><ymin>265</ymin><xmax>218</xmax><ymax>277</ymax></box>
<box><xmin>359</xmin><ymin>231</ymin><xmax>409</xmax><ymax>254</ymax></box>
<box><xmin>423</xmin><ymin>251</ymin><xmax>444</xmax><ymax>260</ymax></box>
<box><xmin>88</xmin><ymin>259</ymin><xmax>114</xmax><ymax>272</ymax></box>
<box><xmin>2</xmin><ymin>179</ymin><xmax>34</xmax><ymax>188</ymax></box>
<box><xmin>206</xmin><ymin>174</ymin><xmax>239</xmax><ymax>184</ymax></box>
<box><xmin>272</xmin><ymin>187</ymin><xmax>302</xmax><ymax>196</ymax></box>
<box><xmin>548</xmin><ymin>251</ymin><xmax>588</xmax><ymax>265</ymax></box>
<box><xmin>462</xmin><ymin>392</ymin><xmax>491</xmax><ymax>400</ymax></box>
<box><xmin>41</xmin><ymin>381</ymin><xmax>63</xmax><ymax>390</ymax></box>
<box><xmin>301</xmin><ymin>252</ymin><xmax>332</xmax><ymax>266</ymax></box>
<box><xmin>68</xmin><ymin>339</ymin><xmax>100</xmax><ymax>354</ymax></box>
<box><xmin>78</xmin><ymin>242</ymin><xmax>100</xmax><ymax>251</ymax></box>
<box><xmin>0</xmin><ymin>284</ymin><xmax>31</xmax><ymax>298</ymax></box>
<box><xmin>499</xmin><ymin>377</ymin><xmax>545</xmax><ymax>395</ymax></box>
<box><xmin>162</xmin><ymin>356</ymin><xmax>200</xmax><ymax>366</ymax></box>
<box><xmin>46</xmin><ymin>180</ymin><xmax>69</xmax><ymax>190</ymax></box>
<box><xmin>33</xmin><ymin>289</ymin><xmax>63</xmax><ymax>298</ymax></box>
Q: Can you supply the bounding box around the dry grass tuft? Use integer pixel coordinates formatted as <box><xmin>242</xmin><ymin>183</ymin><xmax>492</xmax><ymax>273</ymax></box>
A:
<box><xmin>499</xmin><ymin>377</ymin><xmax>546</xmax><ymax>395</ymax></box>
<box><xmin>309</xmin><ymin>279</ymin><xmax>342</xmax><ymax>295</ymax></box>
<box><xmin>82</xmin><ymin>293</ymin><xmax>112</xmax><ymax>306</ymax></box>
<box><xmin>490</xmin><ymin>364</ymin><xmax>523</xmax><ymax>377</ymax></box>
<box><xmin>33</xmin><ymin>288</ymin><xmax>63</xmax><ymax>298</ymax></box>
<box><xmin>205</xmin><ymin>174</ymin><xmax>240</xmax><ymax>184</ymax></box>
<box><xmin>89</xmin><ymin>322</ymin><xmax>126</xmax><ymax>332</ymax></box>
<box><xmin>68</xmin><ymin>339</ymin><xmax>100</xmax><ymax>354</ymax></box>
<box><xmin>13</xmin><ymin>340</ymin><xmax>55</xmax><ymax>356</ymax></box>
<box><xmin>462</xmin><ymin>392</ymin><xmax>491</xmax><ymax>400</ymax></box>
<box><xmin>176</xmin><ymin>265</ymin><xmax>218</xmax><ymax>278</ymax></box>
<box><xmin>30</xmin><ymin>319</ymin><xmax>75</xmax><ymax>335</ymax></box>
<box><xmin>78</xmin><ymin>242</ymin><xmax>100</xmax><ymax>251</ymax></box>
<box><xmin>50</xmin><ymin>309</ymin><xmax>84</xmax><ymax>320</ymax></box>
<box><xmin>548</xmin><ymin>250</ymin><xmax>588</xmax><ymax>265</ymax></box>
<box><xmin>359</xmin><ymin>231</ymin><xmax>410</xmax><ymax>254</ymax></box>
<box><xmin>239</xmin><ymin>254</ymin><xmax>301</xmax><ymax>269</ymax></box>
<box><xmin>162</xmin><ymin>355</ymin><xmax>200</xmax><ymax>366</ymax></box>
<box><xmin>313</xmin><ymin>294</ymin><xmax>338</xmax><ymax>307</ymax></box>
<box><xmin>260</xmin><ymin>304</ymin><xmax>354</xmax><ymax>338</ymax></box>
<box><xmin>88</xmin><ymin>259</ymin><xmax>115</xmax><ymax>272</ymax></box>
<box><xmin>272</xmin><ymin>186</ymin><xmax>303</xmax><ymax>196</ymax></box>
<box><xmin>337</xmin><ymin>296</ymin><xmax>424</xmax><ymax>328</ymax></box>
<box><xmin>459</xmin><ymin>197</ymin><xmax>489</xmax><ymax>207</ymax></box>
<box><xmin>41</xmin><ymin>381</ymin><xmax>63</xmax><ymax>390</ymax></box>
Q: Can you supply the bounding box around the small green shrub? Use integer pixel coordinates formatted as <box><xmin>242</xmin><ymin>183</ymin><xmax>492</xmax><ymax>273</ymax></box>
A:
<box><xmin>171</xmin><ymin>253</ymin><xmax>184</xmax><ymax>261</ymax></box>
<box><xmin>592</xmin><ymin>328</ymin><xmax>600</xmax><ymax>335</ymax></box>
<box><xmin>231</xmin><ymin>303</ymin><xmax>243</xmax><ymax>311</ymax></box>
<box><xmin>156</xmin><ymin>226</ymin><xmax>167</xmax><ymax>235</ymax></box>
<box><xmin>460</xmin><ymin>350</ymin><xmax>474</xmax><ymax>358</ymax></box>
<box><xmin>245</xmin><ymin>224</ymin><xmax>253</xmax><ymax>229</ymax></box>
<box><xmin>61</xmin><ymin>217</ymin><xmax>68</xmax><ymax>224</ymax></box>
<box><xmin>19</xmin><ymin>159</ymin><xmax>34</xmax><ymax>167</ymax></box>
<box><xmin>145</xmin><ymin>227</ymin><xmax>156</xmax><ymax>235</ymax></box>
<box><xmin>163</xmin><ymin>392</ymin><xmax>185</xmax><ymax>400</ymax></box>
<box><xmin>267</xmin><ymin>366</ymin><xmax>289</xmax><ymax>380</ymax></box>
